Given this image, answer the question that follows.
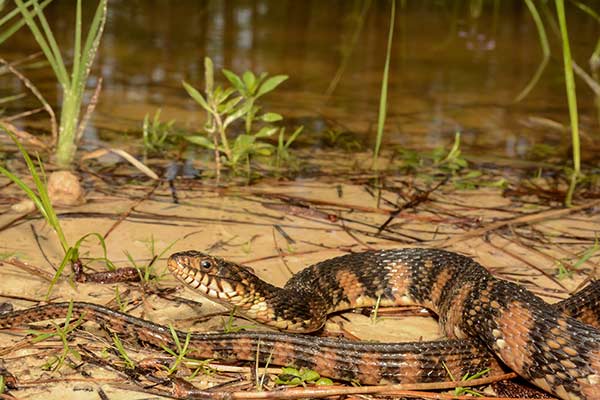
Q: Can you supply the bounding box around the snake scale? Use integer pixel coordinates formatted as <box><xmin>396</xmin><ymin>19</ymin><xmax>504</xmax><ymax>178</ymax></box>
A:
<box><xmin>0</xmin><ymin>248</ymin><xmax>598</xmax><ymax>399</ymax></box>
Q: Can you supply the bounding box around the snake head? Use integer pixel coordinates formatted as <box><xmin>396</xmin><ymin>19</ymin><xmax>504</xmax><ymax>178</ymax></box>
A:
<box><xmin>167</xmin><ymin>250</ymin><xmax>259</xmax><ymax>308</ymax></box>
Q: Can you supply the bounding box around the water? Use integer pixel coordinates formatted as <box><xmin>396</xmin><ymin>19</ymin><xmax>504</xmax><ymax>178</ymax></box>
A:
<box><xmin>1</xmin><ymin>0</ymin><xmax>599</xmax><ymax>159</ymax></box>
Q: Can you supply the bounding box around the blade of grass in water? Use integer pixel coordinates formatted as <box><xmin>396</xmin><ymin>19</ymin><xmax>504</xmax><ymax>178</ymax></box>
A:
<box><xmin>372</xmin><ymin>0</ymin><xmax>395</xmax><ymax>168</ymax></box>
<box><xmin>515</xmin><ymin>0</ymin><xmax>550</xmax><ymax>102</ymax></box>
<box><xmin>0</xmin><ymin>0</ymin><xmax>52</xmax><ymax>45</ymax></box>
<box><xmin>14</xmin><ymin>0</ymin><xmax>107</xmax><ymax>168</ymax></box>
<box><xmin>555</xmin><ymin>0</ymin><xmax>581</xmax><ymax>207</ymax></box>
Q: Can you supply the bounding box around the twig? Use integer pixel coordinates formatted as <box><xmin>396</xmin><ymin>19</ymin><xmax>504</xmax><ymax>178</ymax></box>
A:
<box><xmin>437</xmin><ymin>199</ymin><xmax>600</xmax><ymax>247</ymax></box>
<box><xmin>76</xmin><ymin>77</ymin><xmax>103</xmax><ymax>142</ymax></box>
<box><xmin>0</xmin><ymin>57</ymin><xmax>57</xmax><ymax>142</ymax></box>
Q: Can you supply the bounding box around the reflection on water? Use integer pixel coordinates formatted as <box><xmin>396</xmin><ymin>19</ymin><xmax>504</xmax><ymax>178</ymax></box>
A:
<box><xmin>1</xmin><ymin>0</ymin><xmax>599</xmax><ymax>158</ymax></box>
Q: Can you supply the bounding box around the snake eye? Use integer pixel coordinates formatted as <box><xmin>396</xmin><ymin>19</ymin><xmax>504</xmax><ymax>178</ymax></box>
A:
<box><xmin>200</xmin><ymin>259</ymin><xmax>213</xmax><ymax>269</ymax></box>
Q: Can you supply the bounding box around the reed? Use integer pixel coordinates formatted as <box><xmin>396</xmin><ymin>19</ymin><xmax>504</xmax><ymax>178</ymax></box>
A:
<box><xmin>555</xmin><ymin>0</ymin><xmax>581</xmax><ymax>207</ymax></box>
<box><xmin>0</xmin><ymin>0</ymin><xmax>52</xmax><ymax>45</ymax></box>
<box><xmin>372</xmin><ymin>0</ymin><xmax>395</xmax><ymax>168</ymax></box>
<box><xmin>14</xmin><ymin>0</ymin><xmax>107</xmax><ymax>169</ymax></box>
<box><xmin>515</xmin><ymin>0</ymin><xmax>550</xmax><ymax>102</ymax></box>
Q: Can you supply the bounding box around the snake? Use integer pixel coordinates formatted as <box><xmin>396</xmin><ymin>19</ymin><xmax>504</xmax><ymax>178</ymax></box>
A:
<box><xmin>167</xmin><ymin>248</ymin><xmax>600</xmax><ymax>400</ymax></box>
<box><xmin>0</xmin><ymin>248</ymin><xmax>598</xmax><ymax>399</ymax></box>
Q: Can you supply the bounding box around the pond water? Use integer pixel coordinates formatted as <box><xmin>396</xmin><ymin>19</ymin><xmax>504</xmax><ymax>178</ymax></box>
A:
<box><xmin>2</xmin><ymin>0</ymin><xmax>599</xmax><ymax>160</ymax></box>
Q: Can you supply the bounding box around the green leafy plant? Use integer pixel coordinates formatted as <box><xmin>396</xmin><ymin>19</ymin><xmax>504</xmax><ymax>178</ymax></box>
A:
<box><xmin>28</xmin><ymin>301</ymin><xmax>84</xmax><ymax>371</ymax></box>
<box><xmin>274</xmin><ymin>126</ymin><xmax>303</xmax><ymax>171</ymax></box>
<box><xmin>142</xmin><ymin>109</ymin><xmax>180</xmax><ymax>158</ymax></box>
<box><xmin>14</xmin><ymin>0</ymin><xmax>107</xmax><ymax>169</ymax></box>
<box><xmin>183</xmin><ymin>57</ymin><xmax>297</xmax><ymax>176</ymax></box>
<box><xmin>275</xmin><ymin>367</ymin><xmax>333</xmax><ymax>387</ymax></box>
<box><xmin>221</xmin><ymin>68</ymin><xmax>288</xmax><ymax>135</ymax></box>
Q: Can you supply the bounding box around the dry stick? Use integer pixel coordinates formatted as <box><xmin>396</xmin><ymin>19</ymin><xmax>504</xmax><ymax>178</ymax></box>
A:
<box><xmin>340</xmin><ymin>217</ymin><xmax>375</xmax><ymax>250</ymax></box>
<box><xmin>488</xmin><ymin>232</ymin><xmax>569</xmax><ymax>292</ymax></box>
<box><xmin>76</xmin><ymin>77</ymin><xmax>103</xmax><ymax>142</ymax></box>
<box><xmin>103</xmin><ymin>181</ymin><xmax>160</xmax><ymax>240</ymax></box>
<box><xmin>378</xmin><ymin>177</ymin><xmax>449</xmax><ymax>234</ymax></box>
<box><xmin>226</xmin><ymin>373</ymin><xmax>518</xmax><ymax>400</ymax></box>
<box><xmin>437</xmin><ymin>199</ymin><xmax>600</xmax><ymax>248</ymax></box>
<box><xmin>0</xmin><ymin>120</ymin><xmax>49</xmax><ymax>150</ymax></box>
<box><xmin>271</xmin><ymin>226</ymin><xmax>295</xmax><ymax>277</ymax></box>
<box><xmin>29</xmin><ymin>223</ymin><xmax>57</xmax><ymax>272</ymax></box>
<box><xmin>0</xmin><ymin>57</ymin><xmax>57</xmax><ymax>142</ymax></box>
<box><xmin>0</xmin><ymin>258</ymin><xmax>53</xmax><ymax>282</ymax></box>
<box><xmin>3</xmin><ymin>106</ymin><xmax>46</xmax><ymax>122</ymax></box>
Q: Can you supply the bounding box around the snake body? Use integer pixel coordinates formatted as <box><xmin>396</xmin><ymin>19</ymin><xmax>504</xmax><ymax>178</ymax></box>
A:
<box><xmin>167</xmin><ymin>248</ymin><xmax>600</xmax><ymax>400</ymax></box>
<box><xmin>0</xmin><ymin>248</ymin><xmax>598</xmax><ymax>399</ymax></box>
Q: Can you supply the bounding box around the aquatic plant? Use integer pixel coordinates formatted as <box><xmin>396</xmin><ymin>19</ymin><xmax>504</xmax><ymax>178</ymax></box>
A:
<box><xmin>555</xmin><ymin>0</ymin><xmax>581</xmax><ymax>207</ymax></box>
<box><xmin>0</xmin><ymin>0</ymin><xmax>54</xmax><ymax>45</ymax></box>
<box><xmin>183</xmin><ymin>57</ymin><xmax>297</xmax><ymax>177</ymax></box>
<box><xmin>142</xmin><ymin>109</ymin><xmax>180</xmax><ymax>158</ymax></box>
<box><xmin>515</xmin><ymin>0</ymin><xmax>549</xmax><ymax>102</ymax></box>
<box><xmin>14</xmin><ymin>0</ymin><xmax>107</xmax><ymax>169</ymax></box>
<box><xmin>394</xmin><ymin>133</ymin><xmax>506</xmax><ymax>190</ymax></box>
<box><xmin>372</xmin><ymin>0</ymin><xmax>395</xmax><ymax>169</ymax></box>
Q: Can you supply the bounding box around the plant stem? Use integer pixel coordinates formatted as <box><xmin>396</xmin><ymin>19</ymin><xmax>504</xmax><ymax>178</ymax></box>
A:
<box><xmin>555</xmin><ymin>0</ymin><xmax>580</xmax><ymax>207</ymax></box>
<box><xmin>372</xmin><ymin>0</ymin><xmax>395</xmax><ymax>168</ymax></box>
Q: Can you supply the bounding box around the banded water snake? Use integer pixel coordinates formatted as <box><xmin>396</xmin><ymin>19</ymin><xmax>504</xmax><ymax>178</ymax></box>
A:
<box><xmin>167</xmin><ymin>248</ymin><xmax>600</xmax><ymax>400</ymax></box>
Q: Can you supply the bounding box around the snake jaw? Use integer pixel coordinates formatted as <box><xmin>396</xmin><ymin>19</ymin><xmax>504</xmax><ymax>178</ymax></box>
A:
<box><xmin>167</xmin><ymin>250</ymin><xmax>263</xmax><ymax>310</ymax></box>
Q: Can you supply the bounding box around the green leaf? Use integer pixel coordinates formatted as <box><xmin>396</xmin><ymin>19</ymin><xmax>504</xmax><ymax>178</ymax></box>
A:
<box><xmin>182</xmin><ymin>81</ymin><xmax>211</xmax><ymax>112</ymax></box>
<box><xmin>281</xmin><ymin>367</ymin><xmax>300</xmax><ymax>376</ymax></box>
<box><xmin>301</xmin><ymin>369</ymin><xmax>320</xmax><ymax>382</ymax></box>
<box><xmin>219</xmin><ymin>95</ymin><xmax>243</xmax><ymax>115</ymax></box>
<box><xmin>256</xmin><ymin>75</ymin><xmax>288</xmax><ymax>98</ymax></box>
<box><xmin>255</xmin><ymin>126</ymin><xmax>278</xmax><ymax>138</ymax></box>
<box><xmin>214</xmin><ymin>86</ymin><xmax>237</xmax><ymax>105</ymax></box>
<box><xmin>253</xmin><ymin>142</ymin><xmax>274</xmax><ymax>156</ymax></box>
<box><xmin>232</xmin><ymin>134</ymin><xmax>255</xmax><ymax>155</ymax></box>
<box><xmin>242</xmin><ymin>71</ymin><xmax>256</xmax><ymax>93</ymax></box>
<box><xmin>285</xmin><ymin>126</ymin><xmax>304</xmax><ymax>148</ymax></box>
<box><xmin>185</xmin><ymin>135</ymin><xmax>215</xmax><ymax>149</ymax></box>
<box><xmin>223</xmin><ymin>100</ymin><xmax>253</xmax><ymax>129</ymax></box>
<box><xmin>222</xmin><ymin>69</ymin><xmax>245</xmax><ymax>93</ymax></box>
<box><xmin>316</xmin><ymin>377</ymin><xmax>333</xmax><ymax>385</ymax></box>
<box><xmin>260</xmin><ymin>112</ymin><xmax>282</xmax><ymax>122</ymax></box>
<box><xmin>204</xmin><ymin>57</ymin><xmax>214</xmax><ymax>95</ymax></box>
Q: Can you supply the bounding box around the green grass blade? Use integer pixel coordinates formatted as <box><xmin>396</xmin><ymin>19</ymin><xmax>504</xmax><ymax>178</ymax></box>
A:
<box><xmin>46</xmin><ymin>246</ymin><xmax>74</xmax><ymax>299</ymax></box>
<box><xmin>555</xmin><ymin>0</ymin><xmax>580</xmax><ymax>206</ymax></box>
<box><xmin>515</xmin><ymin>0</ymin><xmax>549</xmax><ymax>102</ymax></box>
<box><xmin>70</xmin><ymin>0</ymin><xmax>82</xmax><ymax>88</ymax></box>
<box><xmin>0</xmin><ymin>0</ymin><xmax>52</xmax><ymax>45</ymax></box>
<box><xmin>77</xmin><ymin>0</ymin><xmax>107</xmax><ymax>85</ymax></box>
<box><xmin>372</xmin><ymin>0</ymin><xmax>395</xmax><ymax>166</ymax></box>
<box><xmin>0</xmin><ymin>165</ymin><xmax>48</xmax><ymax>219</ymax></box>
<box><xmin>31</xmin><ymin>0</ymin><xmax>69</xmax><ymax>85</ymax></box>
<box><xmin>13</xmin><ymin>0</ymin><xmax>67</xmax><ymax>85</ymax></box>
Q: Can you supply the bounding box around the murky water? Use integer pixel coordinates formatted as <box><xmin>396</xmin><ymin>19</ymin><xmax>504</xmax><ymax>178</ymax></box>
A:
<box><xmin>1</xmin><ymin>0</ymin><xmax>599</xmax><ymax>159</ymax></box>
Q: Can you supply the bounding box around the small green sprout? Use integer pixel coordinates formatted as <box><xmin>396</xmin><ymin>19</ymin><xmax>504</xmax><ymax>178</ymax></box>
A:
<box><xmin>442</xmin><ymin>360</ymin><xmax>490</xmax><ymax>397</ymax></box>
<box><xmin>275</xmin><ymin>366</ymin><xmax>333</xmax><ymax>387</ymax></box>
<box><xmin>28</xmin><ymin>301</ymin><xmax>83</xmax><ymax>371</ymax></box>
<box><xmin>112</xmin><ymin>333</ymin><xmax>136</xmax><ymax>369</ymax></box>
